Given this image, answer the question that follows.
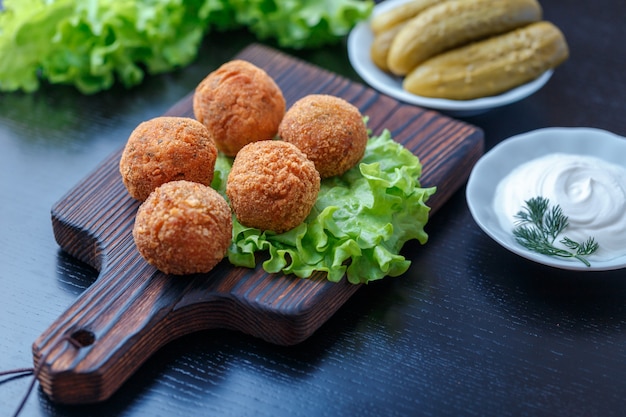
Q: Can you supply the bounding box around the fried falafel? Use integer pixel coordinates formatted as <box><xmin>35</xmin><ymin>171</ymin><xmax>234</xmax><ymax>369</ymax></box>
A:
<box><xmin>226</xmin><ymin>140</ymin><xmax>320</xmax><ymax>234</ymax></box>
<box><xmin>278</xmin><ymin>94</ymin><xmax>368</xmax><ymax>178</ymax></box>
<box><xmin>119</xmin><ymin>116</ymin><xmax>218</xmax><ymax>201</ymax></box>
<box><xmin>193</xmin><ymin>60</ymin><xmax>286</xmax><ymax>157</ymax></box>
<box><xmin>133</xmin><ymin>180</ymin><xmax>233</xmax><ymax>275</ymax></box>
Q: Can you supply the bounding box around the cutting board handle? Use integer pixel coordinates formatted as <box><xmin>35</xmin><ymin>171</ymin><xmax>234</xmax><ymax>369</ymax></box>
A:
<box><xmin>32</xmin><ymin>221</ymin><xmax>204</xmax><ymax>404</ymax></box>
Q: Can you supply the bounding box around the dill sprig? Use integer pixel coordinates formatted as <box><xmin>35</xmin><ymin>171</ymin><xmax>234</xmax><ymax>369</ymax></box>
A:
<box><xmin>512</xmin><ymin>196</ymin><xmax>599</xmax><ymax>267</ymax></box>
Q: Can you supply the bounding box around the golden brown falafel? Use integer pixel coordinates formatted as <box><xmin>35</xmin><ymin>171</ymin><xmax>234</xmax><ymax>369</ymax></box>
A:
<box><xmin>119</xmin><ymin>116</ymin><xmax>218</xmax><ymax>201</ymax></box>
<box><xmin>193</xmin><ymin>60</ymin><xmax>286</xmax><ymax>157</ymax></box>
<box><xmin>278</xmin><ymin>94</ymin><xmax>368</xmax><ymax>178</ymax></box>
<box><xmin>133</xmin><ymin>180</ymin><xmax>233</xmax><ymax>275</ymax></box>
<box><xmin>226</xmin><ymin>140</ymin><xmax>320</xmax><ymax>234</ymax></box>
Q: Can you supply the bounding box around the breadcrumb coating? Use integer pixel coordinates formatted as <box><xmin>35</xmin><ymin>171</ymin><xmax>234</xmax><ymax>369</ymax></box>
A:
<box><xmin>193</xmin><ymin>60</ymin><xmax>286</xmax><ymax>157</ymax></box>
<box><xmin>226</xmin><ymin>140</ymin><xmax>320</xmax><ymax>234</ymax></box>
<box><xmin>133</xmin><ymin>180</ymin><xmax>233</xmax><ymax>275</ymax></box>
<box><xmin>119</xmin><ymin>116</ymin><xmax>218</xmax><ymax>201</ymax></box>
<box><xmin>278</xmin><ymin>94</ymin><xmax>368</xmax><ymax>178</ymax></box>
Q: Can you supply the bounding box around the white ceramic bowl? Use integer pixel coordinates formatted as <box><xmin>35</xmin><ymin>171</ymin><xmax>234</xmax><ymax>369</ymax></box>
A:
<box><xmin>466</xmin><ymin>127</ymin><xmax>626</xmax><ymax>271</ymax></box>
<box><xmin>347</xmin><ymin>0</ymin><xmax>553</xmax><ymax>116</ymax></box>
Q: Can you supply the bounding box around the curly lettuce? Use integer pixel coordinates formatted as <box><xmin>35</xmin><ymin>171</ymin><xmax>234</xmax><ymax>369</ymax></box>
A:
<box><xmin>0</xmin><ymin>0</ymin><xmax>223</xmax><ymax>93</ymax></box>
<box><xmin>212</xmin><ymin>130</ymin><xmax>436</xmax><ymax>285</ymax></box>
<box><xmin>228</xmin><ymin>0</ymin><xmax>374</xmax><ymax>49</ymax></box>
<box><xmin>0</xmin><ymin>0</ymin><xmax>373</xmax><ymax>94</ymax></box>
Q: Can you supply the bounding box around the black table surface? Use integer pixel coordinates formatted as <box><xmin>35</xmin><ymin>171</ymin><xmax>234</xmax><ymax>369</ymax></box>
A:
<box><xmin>1</xmin><ymin>1</ymin><xmax>625</xmax><ymax>416</ymax></box>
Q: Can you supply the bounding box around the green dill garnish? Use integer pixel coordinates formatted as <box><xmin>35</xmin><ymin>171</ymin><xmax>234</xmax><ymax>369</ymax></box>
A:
<box><xmin>513</xmin><ymin>196</ymin><xmax>599</xmax><ymax>267</ymax></box>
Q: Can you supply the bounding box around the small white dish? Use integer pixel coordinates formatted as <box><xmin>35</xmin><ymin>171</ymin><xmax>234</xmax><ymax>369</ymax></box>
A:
<box><xmin>347</xmin><ymin>0</ymin><xmax>553</xmax><ymax>117</ymax></box>
<box><xmin>466</xmin><ymin>127</ymin><xmax>626</xmax><ymax>271</ymax></box>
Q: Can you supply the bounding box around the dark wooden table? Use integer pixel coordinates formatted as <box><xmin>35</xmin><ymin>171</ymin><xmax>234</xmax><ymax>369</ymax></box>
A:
<box><xmin>1</xmin><ymin>0</ymin><xmax>625</xmax><ymax>416</ymax></box>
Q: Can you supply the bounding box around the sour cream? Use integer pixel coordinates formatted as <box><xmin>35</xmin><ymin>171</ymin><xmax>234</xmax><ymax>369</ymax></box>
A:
<box><xmin>494</xmin><ymin>153</ymin><xmax>626</xmax><ymax>261</ymax></box>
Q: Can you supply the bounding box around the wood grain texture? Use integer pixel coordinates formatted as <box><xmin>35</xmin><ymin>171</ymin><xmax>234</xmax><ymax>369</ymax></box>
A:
<box><xmin>33</xmin><ymin>44</ymin><xmax>483</xmax><ymax>404</ymax></box>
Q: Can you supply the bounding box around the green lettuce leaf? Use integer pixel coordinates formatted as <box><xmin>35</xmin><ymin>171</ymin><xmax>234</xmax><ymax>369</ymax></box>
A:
<box><xmin>212</xmin><ymin>129</ymin><xmax>436</xmax><ymax>285</ymax></box>
<box><xmin>228</xmin><ymin>0</ymin><xmax>374</xmax><ymax>49</ymax></box>
<box><xmin>0</xmin><ymin>0</ymin><xmax>223</xmax><ymax>93</ymax></box>
<box><xmin>0</xmin><ymin>0</ymin><xmax>373</xmax><ymax>94</ymax></box>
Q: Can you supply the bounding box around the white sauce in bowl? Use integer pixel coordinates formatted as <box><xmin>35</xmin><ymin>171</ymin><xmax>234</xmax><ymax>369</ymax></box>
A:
<box><xmin>494</xmin><ymin>153</ymin><xmax>626</xmax><ymax>261</ymax></box>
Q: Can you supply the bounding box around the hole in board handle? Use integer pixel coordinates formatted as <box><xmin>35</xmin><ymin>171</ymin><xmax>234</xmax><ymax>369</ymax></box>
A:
<box><xmin>69</xmin><ymin>329</ymin><xmax>96</xmax><ymax>347</ymax></box>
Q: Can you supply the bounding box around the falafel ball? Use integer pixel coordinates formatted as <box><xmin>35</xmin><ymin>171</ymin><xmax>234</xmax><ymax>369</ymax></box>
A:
<box><xmin>133</xmin><ymin>180</ymin><xmax>233</xmax><ymax>275</ymax></box>
<box><xmin>120</xmin><ymin>116</ymin><xmax>218</xmax><ymax>201</ymax></box>
<box><xmin>193</xmin><ymin>60</ymin><xmax>286</xmax><ymax>157</ymax></box>
<box><xmin>278</xmin><ymin>94</ymin><xmax>368</xmax><ymax>178</ymax></box>
<box><xmin>226</xmin><ymin>140</ymin><xmax>320</xmax><ymax>234</ymax></box>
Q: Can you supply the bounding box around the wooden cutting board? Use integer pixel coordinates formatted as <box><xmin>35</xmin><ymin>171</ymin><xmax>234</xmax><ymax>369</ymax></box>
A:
<box><xmin>34</xmin><ymin>44</ymin><xmax>484</xmax><ymax>404</ymax></box>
